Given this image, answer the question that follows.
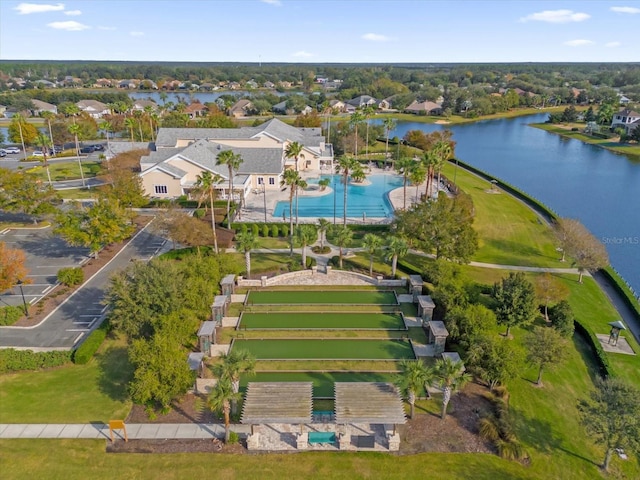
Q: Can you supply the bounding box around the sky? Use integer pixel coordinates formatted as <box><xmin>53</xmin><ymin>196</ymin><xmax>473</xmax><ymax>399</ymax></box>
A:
<box><xmin>1</xmin><ymin>0</ymin><xmax>639</xmax><ymax>63</ymax></box>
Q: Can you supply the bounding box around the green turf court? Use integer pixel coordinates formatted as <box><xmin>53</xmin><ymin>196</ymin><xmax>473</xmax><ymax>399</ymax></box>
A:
<box><xmin>232</xmin><ymin>338</ymin><xmax>415</xmax><ymax>359</ymax></box>
<box><xmin>239</xmin><ymin>372</ymin><xmax>396</xmax><ymax>397</ymax></box>
<box><xmin>245</xmin><ymin>290</ymin><xmax>398</xmax><ymax>305</ymax></box>
<box><xmin>238</xmin><ymin>312</ymin><xmax>406</xmax><ymax>330</ymax></box>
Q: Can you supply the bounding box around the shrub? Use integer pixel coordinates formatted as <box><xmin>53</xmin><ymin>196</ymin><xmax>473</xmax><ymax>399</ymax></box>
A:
<box><xmin>228</xmin><ymin>431</ymin><xmax>240</xmax><ymax>444</ymax></box>
<box><xmin>280</xmin><ymin>224</ymin><xmax>289</xmax><ymax>237</ymax></box>
<box><xmin>571</xmin><ymin>127</ymin><xmax>579</xmax><ymax>132</ymax></box>
<box><xmin>270</xmin><ymin>224</ymin><xmax>280</xmax><ymax>237</ymax></box>
<box><xmin>251</xmin><ymin>224</ymin><xmax>260</xmax><ymax>237</ymax></box>
<box><xmin>0</xmin><ymin>306</ymin><xmax>24</xmax><ymax>326</ymax></box>
<box><xmin>193</xmin><ymin>209</ymin><xmax>205</xmax><ymax>219</ymax></box>
<box><xmin>57</xmin><ymin>267</ymin><xmax>84</xmax><ymax>287</ymax></box>
<box><xmin>0</xmin><ymin>349</ymin><xmax>72</xmax><ymax>373</ymax></box>
<box><xmin>306</xmin><ymin>256</ymin><xmax>316</xmax><ymax>268</ymax></box>
<box><xmin>72</xmin><ymin>321</ymin><xmax>109</xmax><ymax>365</ymax></box>
<box><xmin>239</xmin><ymin>223</ymin><xmax>248</xmax><ymax>234</ymax></box>
<box><xmin>261</xmin><ymin>224</ymin><xmax>270</xmax><ymax>237</ymax></box>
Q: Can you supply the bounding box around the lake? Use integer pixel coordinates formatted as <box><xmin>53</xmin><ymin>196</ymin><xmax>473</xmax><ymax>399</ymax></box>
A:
<box><xmin>383</xmin><ymin>114</ymin><xmax>640</xmax><ymax>296</ymax></box>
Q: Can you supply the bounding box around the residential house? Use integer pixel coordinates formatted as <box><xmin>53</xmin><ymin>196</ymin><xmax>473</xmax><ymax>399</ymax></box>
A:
<box><xmin>272</xmin><ymin>101</ymin><xmax>289</xmax><ymax>114</ymax></box>
<box><xmin>184</xmin><ymin>102</ymin><xmax>208</xmax><ymax>119</ymax></box>
<box><xmin>228</xmin><ymin>82</ymin><xmax>241</xmax><ymax>90</ymax></box>
<box><xmin>94</xmin><ymin>78</ymin><xmax>113</xmax><ymax>88</ymax></box>
<box><xmin>328</xmin><ymin>99</ymin><xmax>346</xmax><ymax>112</ymax></box>
<box><xmin>228</xmin><ymin>99</ymin><xmax>253</xmax><ymax>118</ymax></box>
<box><xmin>300</xmin><ymin>105</ymin><xmax>314</xmax><ymax>115</ymax></box>
<box><xmin>323</xmin><ymin>80</ymin><xmax>342</xmax><ymax>90</ymax></box>
<box><xmin>263</xmin><ymin>81</ymin><xmax>275</xmax><ymax>89</ymax></box>
<box><xmin>199</xmin><ymin>83</ymin><xmax>218</xmax><ymax>91</ymax></box>
<box><xmin>139</xmin><ymin>118</ymin><xmax>334</xmax><ymax>201</ymax></box>
<box><xmin>35</xmin><ymin>79</ymin><xmax>56</xmax><ymax>88</ymax></box>
<box><xmin>76</xmin><ymin>100</ymin><xmax>110</xmax><ymax>119</ymax></box>
<box><xmin>611</xmin><ymin>109</ymin><xmax>640</xmax><ymax>134</ymax></box>
<box><xmin>132</xmin><ymin>100</ymin><xmax>159</xmax><ymax>112</ymax></box>
<box><xmin>626</xmin><ymin>119</ymin><xmax>640</xmax><ymax>137</ymax></box>
<box><xmin>618</xmin><ymin>94</ymin><xmax>631</xmax><ymax>105</ymax></box>
<box><xmin>31</xmin><ymin>99</ymin><xmax>58</xmax><ymax>115</ymax></box>
<box><xmin>346</xmin><ymin>95</ymin><xmax>379</xmax><ymax>109</ymax></box>
<box><xmin>245</xmin><ymin>80</ymin><xmax>258</xmax><ymax>89</ymax></box>
<box><xmin>119</xmin><ymin>79</ymin><xmax>139</xmax><ymax>89</ymax></box>
<box><xmin>278</xmin><ymin>81</ymin><xmax>293</xmax><ymax>89</ymax></box>
<box><xmin>139</xmin><ymin>79</ymin><xmax>159</xmax><ymax>90</ymax></box>
<box><xmin>404</xmin><ymin>100</ymin><xmax>442</xmax><ymax>116</ymax></box>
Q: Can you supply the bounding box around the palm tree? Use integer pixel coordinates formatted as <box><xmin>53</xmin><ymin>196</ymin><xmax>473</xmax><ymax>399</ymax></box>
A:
<box><xmin>383</xmin><ymin>117</ymin><xmax>397</xmax><ymax>167</ymax></box>
<box><xmin>236</xmin><ymin>231</ymin><xmax>258</xmax><ymax>277</ymax></box>
<box><xmin>207</xmin><ymin>378</ymin><xmax>242</xmax><ymax>443</ymax></box>
<box><xmin>281</xmin><ymin>169</ymin><xmax>302</xmax><ymax>255</ymax></box>
<box><xmin>34</xmin><ymin>132</ymin><xmax>53</xmax><ymax>186</ymax></box>
<box><xmin>295</xmin><ymin>225</ymin><xmax>317</xmax><ymax>267</ymax></box>
<box><xmin>396</xmin><ymin>359</ymin><xmax>435</xmax><ymax>419</ymax></box>
<box><xmin>409</xmin><ymin>161</ymin><xmax>427</xmax><ymax>204</ymax></box>
<box><xmin>211</xmin><ymin>349</ymin><xmax>256</xmax><ymax>417</ymax></box>
<box><xmin>333</xmin><ymin>225</ymin><xmax>353</xmax><ymax>268</ymax></box>
<box><xmin>99</xmin><ymin>120</ymin><xmax>112</xmax><ymax>154</ymax></box>
<box><xmin>422</xmin><ymin>150</ymin><xmax>438</xmax><ymax>199</ymax></box>
<box><xmin>194</xmin><ymin>170</ymin><xmax>223</xmax><ymax>253</ymax></box>
<box><xmin>433</xmin><ymin>140</ymin><xmax>452</xmax><ymax>192</ymax></box>
<box><xmin>395</xmin><ymin>156</ymin><xmax>415</xmax><ymax>210</ymax></box>
<box><xmin>144</xmin><ymin>105</ymin><xmax>156</xmax><ymax>142</ymax></box>
<box><xmin>435</xmin><ymin>357</ymin><xmax>471</xmax><ymax>420</ymax></box>
<box><xmin>317</xmin><ymin>218</ymin><xmax>330</xmax><ymax>249</ymax></box>
<box><xmin>13</xmin><ymin>113</ymin><xmax>28</xmax><ymax>161</ymax></box>
<box><xmin>362</xmin><ymin>233</ymin><xmax>383</xmax><ymax>277</ymax></box>
<box><xmin>349</xmin><ymin>110</ymin><xmax>365</xmax><ymax>159</ymax></box>
<box><xmin>336</xmin><ymin>155</ymin><xmax>359</xmax><ymax>226</ymax></box>
<box><xmin>216</xmin><ymin>149</ymin><xmax>243</xmax><ymax>227</ymax></box>
<box><xmin>67</xmin><ymin>123</ymin><xmax>86</xmax><ymax>187</ymax></box>
<box><xmin>41</xmin><ymin>111</ymin><xmax>56</xmax><ymax>147</ymax></box>
<box><xmin>285</xmin><ymin>141</ymin><xmax>304</xmax><ymax>172</ymax></box>
<box><xmin>63</xmin><ymin>103</ymin><xmax>80</xmax><ymax>120</ymax></box>
<box><xmin>362</xmin><ymin>104</ymin><xmax>376</xmax><ymax>159</ymax></box>
<box><xmin>385</xmin><ymin>236</ymin><xmax>409</xmax><ymax>277</ymax></box>
<box><xmin>133</xmin><ymin>110</ymin><xmax>145</xmax><ymax>141</ymax></box>
<box><xmin>124</xmin><ymin>117</ymin><xmax>136</xmax><ymax>145</ymax></box>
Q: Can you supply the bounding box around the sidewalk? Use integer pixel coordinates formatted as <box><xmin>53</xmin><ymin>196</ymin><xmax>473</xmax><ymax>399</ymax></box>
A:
<box><xmin>0</xmin><ymin>423</ymin><xmax>250</xmax><ymax>440</ymax></box>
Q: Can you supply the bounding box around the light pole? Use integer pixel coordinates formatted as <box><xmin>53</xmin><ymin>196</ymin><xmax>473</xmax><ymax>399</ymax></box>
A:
<box><xmin>262</xmin><ymin>183</ymin><xmax>267</xmax><ymax>223</ymax></box>
<box><xmin>17</xmin><ymin>280</ymin><xmax>28</xmax><ymax>317</ymax></box>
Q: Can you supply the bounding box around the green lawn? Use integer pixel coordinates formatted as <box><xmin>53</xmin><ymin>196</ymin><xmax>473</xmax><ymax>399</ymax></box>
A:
<box><xmin>0</xmin><ymin>337</ymin><xmax>132</xmax><ymax>423</ymax></box>
<box><xmin>25</xmin><ymin>161</ymin><xmax>102</xmax><ymax>181</ymax></box>
<box><xmin>240</xmin><ymin>371</ymin><xmax>396</xmax><ymax>397</ymax></box>
<box><xmin>442</xmin><ymin>162</ymin><xmax>562</xmax><ymax>267</ymax></box>
<box><xmin>531</xmin><ymin>123</ymin><xmax>640</xmax><ymax>157</ymax></box>
<box><xmin>232</xmin><ymin>339</ymin><xmax>415</xmax><ymax>360</ymax></box>
<box><xmin>239</xmin><ymin>312</ymin><xmax>405</xmax><ymax>330</ymax></box>
<box><xmin>246</xmin><ymin>290</ymin><xmax>398</xmax><ymax>305</ymax></box>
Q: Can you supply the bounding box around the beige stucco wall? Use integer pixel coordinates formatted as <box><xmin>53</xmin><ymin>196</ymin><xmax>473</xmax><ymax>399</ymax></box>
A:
<box><xmin>141</xmin><ymin>170</ymin><xmax>184</xmax><ymax>198</ymax></box>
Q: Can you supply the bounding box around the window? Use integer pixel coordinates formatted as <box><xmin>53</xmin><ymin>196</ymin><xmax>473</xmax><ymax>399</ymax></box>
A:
<box><xmin>269</xmin><ymin>177</ymin><xmax>275</xmax><ymax>185</ymax></box>
<box><xmin>154</xmin><ymin>185</ymin><xmax>168</xmax><ymax>194</ymax></box>
<box><xmin>257</xmin><ymin>177</ymin><xmax>264</xmax><ymax>185</ymax></box>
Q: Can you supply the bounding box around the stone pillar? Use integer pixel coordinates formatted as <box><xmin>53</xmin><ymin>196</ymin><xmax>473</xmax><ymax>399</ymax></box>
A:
<box><xmin>339</xmin><ymin>432</ymin><xmax>351</xmax><ymax>450</ymax></box>
<box><xmin>246</xmin><ymin>433</ymin><xmax>260</xmax><ymax>450</ymax></box>
<box><xmin>261</xmin><ymin>276</ymin><xmax>267</xmax><ymax>287</ymax></box>
<box><xmin>326</xmin><ymin>266</ymin><xmax>332</xmax><ymax>275</ymax></box>
<box><xmin>387</xmin><ymin>433</ymin><xmax>400</xmax><ymax>451</ymax></box>
<box><xmin>296</xmin><ymin>432</ymin><xmax>308</xmax><ymax>450</ymax></box>
<box><xmin>311</xmin><ymin>266</ymin><xmax>318</xmax><ymax>275</ymax></box>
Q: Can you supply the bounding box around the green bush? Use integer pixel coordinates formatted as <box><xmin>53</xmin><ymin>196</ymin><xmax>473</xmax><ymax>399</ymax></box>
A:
<box><xmin>0</xmin><ymin>349</ymin><xmax>72</xmax><ymax>373</ymax></box>
<box><xmin>573</xmin><ymin>319</ymin><xmax>611</xmax><ymax>378</ymax></box>
<box><xmin>280</xmin><ymin>224</ymin><xmax>289</xmax><ymax>237</ymax></box>
<box><xmin>600</xmin><ymin>267</ymin><xmax>640</xmax><ymax>323</ymax></box>
<box><xmin>305</xmin><ymin>256</ymin><xmax>317</xmax><ymax>269</ymax></box>
<box><xmin>239</xmin><ymin>223</ymin><xmax>248</xmax><ymax>234</ymax></box>
<box><xmin>57</xmin><ymin>267</ymin><xmax>84</xmax><ymax>287</ymax></box>
<box><xmin>193</xmin><ymin>209</ymin><xmax>205</xmax><ymax>219</ymax></box>
<box><xmin>0</xmin><ymin>305</ymin><xmax>24</xmax><ymax>326</ymax></box>
<box><xmin>251</xmin><ymin>224</ymin><xmax>260</xmax><ymax>237</ymax></box>
<box><xmin>228</xmin><ymin>431</ymin><xmax>240</xmax><ymax>444</ymax></box>
<box><xmin>270</xmin><ymin>224</ymin><xmax>280</xmax><ymax>237</ymax></box>
<box><xmin>261</xmin><ymin>224</ymin><xmax>270</xmax><ymax>237</ymax></box>
<box><xmin>73</xmin><ymin>321</ymin><xmax>109</xmax><ymax>365</ymax></box>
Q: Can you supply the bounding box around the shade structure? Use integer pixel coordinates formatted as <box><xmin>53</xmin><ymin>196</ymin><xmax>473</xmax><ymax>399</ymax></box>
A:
<box><xmin>608</xmin><ymin>320</ymin><xmax>626</xmax><ymax>330</ymax></box>
<box><xmin>334</xmin><ymin>382</ymin><xmax>406</xmax><ymax>425</ymax></box>
<box><xmin>241</xmin><ymin>382</ymin><xmax>313</xmax><ymax>425</ymax></box>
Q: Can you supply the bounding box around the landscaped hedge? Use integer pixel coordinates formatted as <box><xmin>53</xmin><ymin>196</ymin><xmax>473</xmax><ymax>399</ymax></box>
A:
<box><xmin>449</xmin><ymin>159</ymin><xmax>558</xmax><ymax>223</ymax></box>
<box><xmin>57</xmin><ymin>267</ymin><xmax>84</xmax><ymax>287</ymax></box>
<box><xmin>573</xmin><ymin>319</ymin><xmax>611</xmax><ymax>378</ymax></box>
<box><xmin>600</xmin><ymin>266</ymin><xmax>640</xmax><ymax>323</ymax></box>
<box><xmin>233</xmin><ymin>222</ymin><xmax>293</xmax><ymax>238</ymax></box>
<box><xmin>0</xmin><ymin>306</ymin><xmax>24</xmax><ymax>326</ymax></box>
<box><xmin>72</xmin><ymin>321</ymin><xmax>109</xmax><ymax>365</ymax></box>
<box><xmin>0</xmin><ymin>349</ymin><xmax>72</xmax><ymax>373</ymax></box>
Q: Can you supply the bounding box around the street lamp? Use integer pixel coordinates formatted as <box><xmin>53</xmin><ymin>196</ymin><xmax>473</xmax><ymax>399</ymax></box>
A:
<box><xmin>16</xmin><ymin>279</ymin><xmax>28</xmax><ymax>317</ymax></box>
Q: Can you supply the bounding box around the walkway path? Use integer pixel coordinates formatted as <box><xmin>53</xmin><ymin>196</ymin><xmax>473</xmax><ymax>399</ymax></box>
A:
<box><xmin>0</xmin><ymin>423</ymin><xmax>250</xmax><ymax>440</ymax></box>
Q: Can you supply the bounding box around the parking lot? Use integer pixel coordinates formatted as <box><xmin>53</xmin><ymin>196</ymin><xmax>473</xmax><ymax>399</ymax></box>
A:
<box><xmin>0</xmin><ymin>226</ymin><xmax>91</xmax><ymax>310</ymax></box>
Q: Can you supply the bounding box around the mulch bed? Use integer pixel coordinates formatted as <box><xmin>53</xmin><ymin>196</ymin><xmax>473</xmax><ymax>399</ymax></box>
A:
<box><xmin>12</xmin><ymin>216</ymin><xmax>151</xmax><ymax>328</ymax></box>
<box><xmin>107</xmin><ymin>438</ymin><xmax>246</xmax><ymax>454</ymax></box>
<box><xmin>126</xmin><ymin>393</ymin><xmax>217</xmax><ymax>424</ymax></box>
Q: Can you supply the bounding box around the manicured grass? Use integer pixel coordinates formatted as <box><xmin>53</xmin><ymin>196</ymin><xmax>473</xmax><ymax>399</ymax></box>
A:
<box><xmin>0</xmin><ymin>337</ymin><xmax>132</xmax><ymax>423</ymax></box>
<box><xmin>57</xmin><ymin>188</ymin><xmax>100</xmax><ymax>200</ymax></box>
<box><xmin>442</xmin><ymin>162</ymin><xmax>562</xmax><ymax>267</ymax></box>
<box><xmin>246</xmin><ymin>290</ymin><xmax>398</xmax><ymax>305</ymax></box>
<box><xmin>25</xmin><ymin>161</ymin><xmax>102</xmax><ymax>181</ymax></box>
<box><xmin>239</xmin><ymin>312</ymin><xmax>406</xmax><ymax>330</ymax></box>
<box><xmin>240</xmin><ymin>371</ymin><xmax>396</xmax><ymax>397</ymax></box>
<box><xmin>231</xmin><ymin>339</ymin><xmax>415</xmax><ymax>360</ymax></box>
<box><xmin>221</xmin><ymin>327</ymin><xmax>427</xmax><ymax>344</ymax></box>
<box><xmin>0</xmin><ymin>439</ymin><xmax>555</xmax><ymax>480</ymax></box>
<box><xmin>531</xmin><ymin>123</ymin><xmax>640</xmax><ymax>157</ymax></box>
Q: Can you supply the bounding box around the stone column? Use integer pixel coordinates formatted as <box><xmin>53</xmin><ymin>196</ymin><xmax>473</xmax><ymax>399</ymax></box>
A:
<box><xmin>296</xmin><ymin>432</ymin><xmax>308</xmax><ymax>450</ymax></box>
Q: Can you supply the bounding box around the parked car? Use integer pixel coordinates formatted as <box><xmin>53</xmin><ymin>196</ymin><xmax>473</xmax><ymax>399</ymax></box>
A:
<box><xmin>32</xmin><ymin>151</ymin><xmax>44</xmax><ymax>157</ymax></box>
<box><xmin>53</xmin><ymin>145</ymin><xmax>64</xmax><ymax>153</ymax></box>
<box><xmin>0</xmin><ymin>149</ymin><xmax>6</xmax><ymax>157</ymax></box>
<box><xmin>80</xmin><ymin>146</ymin><xmax>94</xmax><ymax>154</ymax></box>
<box><xmin>92</xmin><ymin>144</ymin><xmax>105</xmax><ymax>151</ymax></box>
<box><xmin>4</xmin><ymin>146</ymin><xmax>20</xmax><ymax>154</ymax></box>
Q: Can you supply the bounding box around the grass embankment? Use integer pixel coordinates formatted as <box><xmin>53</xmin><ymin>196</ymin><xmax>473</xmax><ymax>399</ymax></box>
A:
<box><xmin>531</xmin><ymin>123</ymin><xmax>640</xmax><ymax>158</ymax></box>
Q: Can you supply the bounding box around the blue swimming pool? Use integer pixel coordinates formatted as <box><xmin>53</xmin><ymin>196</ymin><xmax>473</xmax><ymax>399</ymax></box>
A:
<box><xmin>273</xmin><ymin>175</ymin><xmax>404</xmax><ymax>219</ymax></box>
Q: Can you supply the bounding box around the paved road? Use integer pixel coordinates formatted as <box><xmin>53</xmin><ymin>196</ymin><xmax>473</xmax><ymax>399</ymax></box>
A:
<box><xmin>0</xmin><ymin>222</ymin><xmax>169</xmax><ymax>350</ymax></box>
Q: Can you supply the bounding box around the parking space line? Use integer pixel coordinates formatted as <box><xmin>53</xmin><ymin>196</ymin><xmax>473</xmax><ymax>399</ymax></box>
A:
<box><xmin>42</xmin><ymin>286</ymin><xmax>54</xmax><ymax>294</ymax></box>
<box><xmin>72</xmin><ymin>334</ymin><xmax>84</xmax><ymax>344</ymax></box>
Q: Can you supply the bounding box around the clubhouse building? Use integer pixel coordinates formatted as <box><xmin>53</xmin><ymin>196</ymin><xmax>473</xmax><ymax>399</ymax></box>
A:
<box><xmin>140</xmin><ymin>119</ymin><xmax>334</xmax><ymax>202</ymax></box>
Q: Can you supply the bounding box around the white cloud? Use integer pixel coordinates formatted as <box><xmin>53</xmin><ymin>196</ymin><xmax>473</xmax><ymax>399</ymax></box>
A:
<box><xmin>605</xmin><ymin>41</ymin><xmax>622</xmax><ymax>47</ymax></box>
<box><xmin>14</xmin><ymin>2</ymin><xmax>64</xmax><ymax>14</ymax></box>
<box><xmin>97</xmin><ymin>26</ymin><xmax>116</xmax><ymax>31</ymax></box>
<box><xmin>64</xmin><ymin>10</ymin><xmax>81</xmax><ymax>16</ymax></box>
<box><xmin>362</xmin><ymin>33</ymin><xmax>390</xmax><ymax>42</ymax></box>
<box><xmin>47</xmin><ymin>20</ymin><xmax>89</xmax><ymax>31</ymax></box>
<box><xmin>610</xmin><ymin>6</ymin><xmax>640</xmax><ymax>14</ymax></box>
<box><xmin>292</xmin><ymin>50</ymin><xmax>313</xmax><ymax>58</ymax></box>
<box><xmin>520</xmin><ymin>9</ymin><xmax>590</xmax><ymax>23</ymax></box>
<box><xmin>130</xmin><ymin>31</ymin><xmax>144</xmax><ymax>37</ymax></box>
<box><xmin>261</xmin><ymin>0</ymin><xmax>282</xmax><ymax>6</ymax></box>
<box><xmin>564</xmin><ymin>39</ymin><xmax>594</xmax><ymax>47</ymax></box>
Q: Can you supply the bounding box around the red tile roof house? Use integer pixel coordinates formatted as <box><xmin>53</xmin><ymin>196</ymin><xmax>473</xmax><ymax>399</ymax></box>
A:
<box><xmin>611</xmin><ymin>109</ymin><xmax>640</xmax><ymax>134</ymax></box>
<box><xmin>184</xmin><ymin>102</ymin><xmax>208</xmax><ymax>119</ymax></box>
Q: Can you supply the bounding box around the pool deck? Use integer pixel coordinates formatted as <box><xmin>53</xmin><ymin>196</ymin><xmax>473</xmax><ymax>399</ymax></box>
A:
<box><xmin>240</xmin><ymin>165</ymin><xmax>438</xmax><ymax>224</ymax></box>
